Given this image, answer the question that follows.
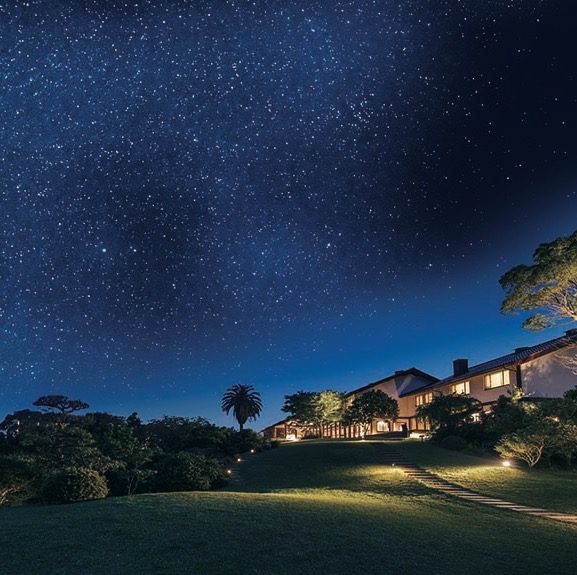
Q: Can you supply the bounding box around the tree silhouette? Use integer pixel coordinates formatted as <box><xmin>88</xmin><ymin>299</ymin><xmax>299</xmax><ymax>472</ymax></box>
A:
<box><xmin>221</xmin><ymin>384</ymin><xmax>262</xmax><ymax>431</ymax></box>
<box><xmin>32</xmin><ymin>395</ymin><xmax>90</xmax><ymax>430</ymax></box>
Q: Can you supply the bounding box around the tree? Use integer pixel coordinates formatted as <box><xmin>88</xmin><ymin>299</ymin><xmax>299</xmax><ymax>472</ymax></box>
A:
<box><xmin>32</xmin><ymin>395</ymin><xmax>89</xmax><ymax>430</ymax></box>
<box><xmin>314</xmin><ymin>390</ymin><xmax>346</xmax><ymax>436</ymax></box>
<box><xmin>32</xmin><ymin>395</ymin><xmax>90</xmax><ymax>415</ymax></box>
<box><xmin>486</xmin><ymin>389</ymin><xmax>537</xmax><ymax>438</ymax></box>
<box><xmin>281</xmin><ymin>391</ymin><xmax>318</xmax><ymax>429</ymax></box>
<box><xmin>416</xmin><ymin>393</ymin><xmax>483</xmax><ymax>439</ymax></box>
<box><xmin>221</xmin><ymin>384</ymin><xmax>262</xmax><ymax>431</ymax></box>
<box><xmin>343</xmin><ymin>390</ymin><xmax>399</xmax><ymax>437</ymax></box>
<box><xmin>281</xmin><ymin>390</ymin><xmax>345</xmax><ymax>436</ymax></box>
<box><xmin>499</xmin><ymin>230</ymin><xmax>577</xmax><ymax>331</ymax></box>
<box><xmin>495</xmin><ymin>418</ymin><xmax>560</xmax><ymax>468</ymax></box>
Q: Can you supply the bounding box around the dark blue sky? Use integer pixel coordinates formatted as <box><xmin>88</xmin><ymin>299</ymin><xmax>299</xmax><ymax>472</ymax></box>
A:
<box><xmin>1</xmin><ymin>0</ymin><xmax>576</xmax><ymax>429</ymax></box>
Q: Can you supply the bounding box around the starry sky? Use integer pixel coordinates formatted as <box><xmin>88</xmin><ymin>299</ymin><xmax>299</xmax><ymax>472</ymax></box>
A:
<box><xmin>1</xmin><ymin>0</ymin><xmax>576</xmax><ymax>429</ymax></box>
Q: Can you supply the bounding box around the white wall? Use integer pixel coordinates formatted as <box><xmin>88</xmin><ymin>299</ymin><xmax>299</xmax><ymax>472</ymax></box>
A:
<box><xmin>521</xmin><ymin>349</ymin><xmax>577</xmax><ymax>398</ymax></box>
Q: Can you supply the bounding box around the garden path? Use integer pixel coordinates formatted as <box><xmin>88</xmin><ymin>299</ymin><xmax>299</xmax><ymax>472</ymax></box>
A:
<box><xmin>375</xmin><ymin>443</ymin><xmax>577</xmax><ymax>525</ymax></box>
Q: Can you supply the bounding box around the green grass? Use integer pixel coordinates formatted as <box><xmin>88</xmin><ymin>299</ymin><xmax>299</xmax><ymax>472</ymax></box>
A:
<box><xmin>1</xmin><ymin>440</ymin><xmax>576</xmax><ymax>575</ymax></box>
<box><xmin>391</xmin><ymin>439</ymin><xmax>577</xmax><ymax>514</ymax></box>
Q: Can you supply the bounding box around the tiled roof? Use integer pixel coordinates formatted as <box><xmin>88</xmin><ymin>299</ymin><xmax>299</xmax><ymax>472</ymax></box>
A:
<box><xmin>426</xmin><ymin>330</ymin><xmax>577</xmax><ymax>390</ymax></box>
<box><xmin>347</xmin><ymin>367</ymin><xmax>439</xmax><ymax>398</ymax></box>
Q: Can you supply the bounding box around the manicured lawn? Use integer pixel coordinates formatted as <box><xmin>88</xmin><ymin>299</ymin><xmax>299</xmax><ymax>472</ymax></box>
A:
<box><xmin>1</xmin><ymin>439</ymin><xmax>576</xmax><ymax>574</ymax></box>
<box><xmin>391</xmin><ymin>438</ymin><xmax>577</xmax><ymax>514</ymax></box>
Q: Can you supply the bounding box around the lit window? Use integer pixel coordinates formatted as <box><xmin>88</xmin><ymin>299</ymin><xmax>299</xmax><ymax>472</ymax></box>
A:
<box><xmin>484</xmin><ymin>370</ymin><xmax>511</xmax><ymax>390</ymax></box>
<box><xmin>377</xmin><ymin>421</ymin><xmax>388</xmax><ymax>432</ymax></box>
<box><xmin>415</xmin><ymin>392</ymin><xmax>433</xmax><ymax>406</ymax></box>
<box><xmin>451</xmin><ymin>381</ymin><xmax>470</xmax><ymax>395</ymax></box>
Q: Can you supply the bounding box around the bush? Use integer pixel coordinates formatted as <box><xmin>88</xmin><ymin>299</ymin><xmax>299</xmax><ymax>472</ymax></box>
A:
<box><xmin>43</xmin><ymin>467</ymin><xmax>109</xmax><ymax>504</ymax></box>
<box><xmin>154</xmin><ymin>452</ymin><xmax>228</xmax><ymax>492</ymax></box>
<box><xmin>440</xmin><ymin>435</ymin><xmax>468</xmax><ymax>451</ymax></box>
<box><xmin>106</xmin><ymin>468</ymin><xmax>157</xmax><ymax>496</ymax></box>
<box><xmin>0</xmin><ymin>457</ymin><xmax>39</xmax><ymax>506</ymax></box>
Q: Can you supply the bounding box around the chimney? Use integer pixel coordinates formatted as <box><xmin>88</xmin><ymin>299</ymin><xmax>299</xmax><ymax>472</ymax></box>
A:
<box><xmin>514</xmin><ymin>347</ymin><xmax>529</xmax><ymax>353</ymax></box>
<box><xmin>565</xmin><ymin>328</ymin><xmax>577</xmax><ymax>337</ymax></box>
<box><xmin>453</xmin><ymin>359</ymin><xmax>469</xmax><ymax>377</ymax></box>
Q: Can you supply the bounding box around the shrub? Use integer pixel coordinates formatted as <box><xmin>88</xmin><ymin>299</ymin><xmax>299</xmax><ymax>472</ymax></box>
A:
<box><xmin>106</xmin><ymin>468</ymin><xmax>157</xmax><ymax>496</ymax></box>
<box><xmin>440</xmin><ymin>435</ymin><xmax>468</xmax><ymax>451</ymax></box>
<box><xmin>43</xmin><ymin>467</ymin><xmax>109</xmax><ymax>504</ymax></box>
<box><xmin>0</xmin><ymin>457</ymin><xmax>39</xmax><ymax>506</ymax></box>
<box><xmin>154</xmin><ymin>452</ymin><xmax>228</xmax><ymax>492</ymax></box>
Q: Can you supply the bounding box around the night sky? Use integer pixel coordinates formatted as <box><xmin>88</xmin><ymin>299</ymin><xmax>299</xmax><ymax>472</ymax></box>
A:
<box><xmin>1</xmin><ymin>0</ymin><xmax>576</xmax><ymax>429</ymax></box>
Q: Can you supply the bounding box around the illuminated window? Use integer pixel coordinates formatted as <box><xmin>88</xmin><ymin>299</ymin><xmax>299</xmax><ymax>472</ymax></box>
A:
<box><xmin>415</xmin><ymin>392</ymin><xmax>433</xmax><ymax>406</ymax></box>
<box><xmin>377</xmin><ymin>421</ymin><xmax>389</xmax><ymax>432</ymax></box>
<box><xmin>451</xmin><ymin>381</ymin><xmax>470</xmax><ymax>395</ymax></box>
<box><xmin>484</xmin><ymin>370</ymin><xmax>511</xmax><ymax>390</ymax></box>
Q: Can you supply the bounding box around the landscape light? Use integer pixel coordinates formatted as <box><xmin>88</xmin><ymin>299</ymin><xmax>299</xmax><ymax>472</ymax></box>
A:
<box><xmin>502</xmin><ymin>460</ymin><xmax>511</xmax><ymax>467</ymax></box>
<box><xmin>227</xmin><ymin>469</ymin><xmax>232</xmax><ymax>475</ymax></box>
<box><xmin>236</xmin><ymin>457</ymin><xmax>242</xmax><ymax>462</ymax></box>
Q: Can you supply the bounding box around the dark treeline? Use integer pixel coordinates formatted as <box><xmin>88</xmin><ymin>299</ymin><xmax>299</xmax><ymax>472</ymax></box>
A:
<box><xmin>0</xmin><ymin>395</ymin><xmax>276</xmax><ymax>506</ymax></box>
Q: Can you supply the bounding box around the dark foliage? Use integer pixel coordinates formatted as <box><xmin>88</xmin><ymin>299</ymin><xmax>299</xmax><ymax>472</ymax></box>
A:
<box><xmin>0</xmin><ymin>396</ymin><xmax>274</xmax><ymax>506</ymax></box>
<box><xmin>42</xmin><ymin>467</ymin><xmax>109</xmax><ymax>504</ymax></box>
<box><xmin>440</xmin><ymin>435</ymin><xmax>468</xmax><ymax>451</ymax></box>
<box><xmin>153</xmin><ymin>452</ymin><xmax>227</xmax><ymax>492</ymax></box>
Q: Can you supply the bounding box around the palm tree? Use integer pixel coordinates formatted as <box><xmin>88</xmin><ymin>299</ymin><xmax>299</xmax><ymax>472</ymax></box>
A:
<box><xmin>221</xmin><ymin>384</ymin><xmax>263</xmax><ymax>431</ymax></box>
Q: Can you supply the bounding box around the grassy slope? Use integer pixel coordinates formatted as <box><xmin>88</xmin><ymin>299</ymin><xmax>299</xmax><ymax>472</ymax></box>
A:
<box><xmin>1</xmin><ymin>440</ymin><xmax>576</xmax><ymax>575</ymax></box>
<box><xmin>391</xmin><ymin>439</ymin><xmax>577</xmax><ymax>514</ymax></box>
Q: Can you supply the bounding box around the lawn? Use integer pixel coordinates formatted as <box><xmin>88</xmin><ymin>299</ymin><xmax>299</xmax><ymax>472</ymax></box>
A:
<box><xmin>1</xmin><ymin>439</ymin><xmax>576</xmax><ymax>575</ymax></box>
<box><xmin>390</xmin><ymin>438</ymin><xmax>577</xmax><ymax>514</ymax></box>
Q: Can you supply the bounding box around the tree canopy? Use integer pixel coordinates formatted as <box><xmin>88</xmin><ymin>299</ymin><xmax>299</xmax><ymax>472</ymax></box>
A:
<box><xmin>221</xmin><ymin>384</ymin><xmax>263</xmax><ymax>431</ymax></box>
<box><xmin>499</xmin><ymin>229</ymin><xmax>577</xmax><ymax>331</ymax></box>
<box><xmin>416</xmin><ymin>393</ymin><xmax>482</xmax><ymax>437</ymax></box>
<box><xmin>343</xmin><ymin>390</ymin><xmax>399</xmax><ymax>437</ymax></box>
<box><xmin>281</xmin><ymin>390</ymin><xmax>345</xmax><ymax>436</ymax></box>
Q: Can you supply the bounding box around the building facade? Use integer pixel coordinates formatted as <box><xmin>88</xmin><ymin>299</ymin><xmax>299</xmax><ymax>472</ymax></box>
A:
<box><xmin>262</xmin><ymin>330</ymin><xmax>577</xmax><ymax>440</ymax></box>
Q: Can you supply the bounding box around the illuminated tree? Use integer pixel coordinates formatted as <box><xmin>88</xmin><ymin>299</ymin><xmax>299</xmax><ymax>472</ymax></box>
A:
<box><xmin>343</xmin><ymin>390</ymin><xmax>399</xmax><ymax>437</ymax></box>
<box><xmin>282</xmin><ymin>390</ymin><xmax>345</xmax><ymax>436</ymax></box>
<box><xmin>499</xmin><ymin>230</ymin><xmax>577</xmax><ymax>331</ymax></box>
<box><xmin>221</xmin><ymin>384</ymin><xmax>262</xmax><ymax>431</ymax></box>
<box><xmin>495</xmin><ymin>419</ymin><xmax>560</xmax><ymax>468</ymax></box>
<box><xmin>314</xmin><ymin>390</ymin><xmax>346</xmax><ymax>435</ymax></box>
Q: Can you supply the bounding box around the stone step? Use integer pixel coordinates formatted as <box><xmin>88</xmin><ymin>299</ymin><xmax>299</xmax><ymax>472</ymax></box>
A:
<box><xmin>377</xmin><ymin>445</ymin><xmax>577</xmax><ymax>525</ymax></box>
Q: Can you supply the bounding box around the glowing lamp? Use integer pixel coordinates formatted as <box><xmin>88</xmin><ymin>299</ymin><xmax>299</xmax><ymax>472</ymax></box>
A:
<box><xmin>502</xmin><ymin>460</ymin><xmax>511</xmax><ymax>467</ymax></box>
